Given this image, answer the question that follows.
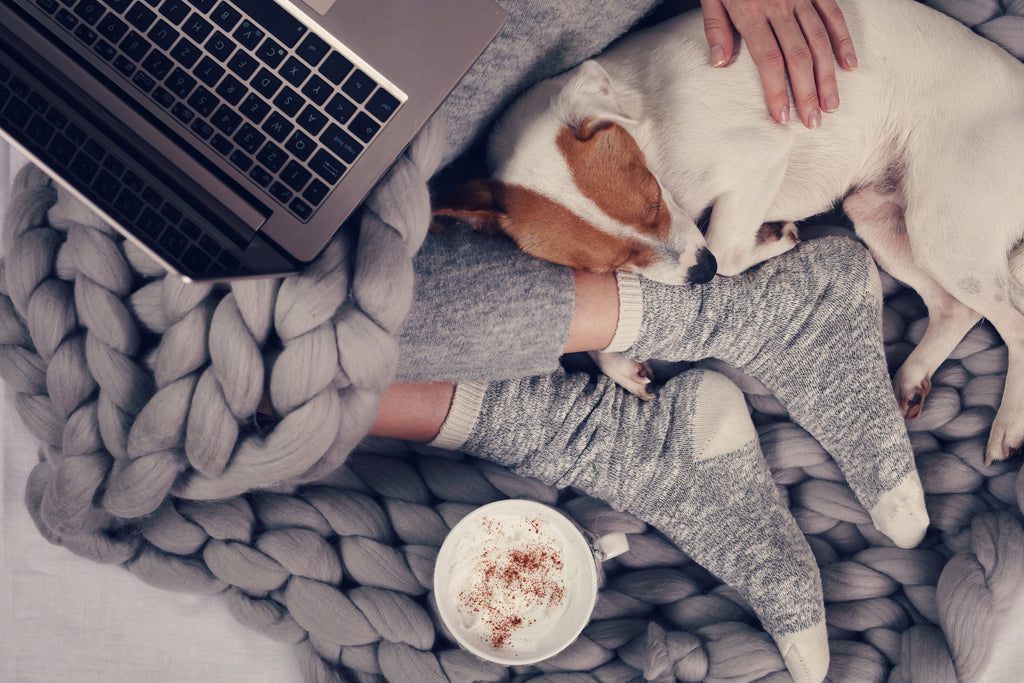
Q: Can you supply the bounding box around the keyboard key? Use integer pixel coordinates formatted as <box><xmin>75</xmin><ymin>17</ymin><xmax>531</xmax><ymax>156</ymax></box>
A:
<box><xmin>45</xmin><ymin>108</ymin><xmax>69</xmax><ymax>129</ymax></box>
<box><xmin>181</xmin><ymin>245</ymin><xmax>212</xmax><ymax>273</ymax></box>
<box><xmin>73</xmin><ymin>0</ymin><xmax>106</xmax><ymax>25</ymax></box>
<box><xmin>97</xmin><ymin>14</ymin><xmax>129</xmax><ymax>43</ymax></box>
<box><xmin>125</xmin><ymin>2</ymin><xmax>157</xmax><ymax>31</ymax></box>
<box><xmin>229</xmin><ymin>148</ymin><xmax>253</xmax><ymax>170</ymax></box>
<box><xmin>56</xmin><ymin>8</ymin><xmax>78</xmax><ymax>30</ymax></box>
<box><xmin>341</xmin><ymin>70</ymin><xmax>376</xmax><ymax>104</ymax></box>
<box><xmin>320</xmin><ymin>124</ymin><xmax>362</xmax><ymax>163</ymax></box>
<box><xmin>132</xmin><ymin>70</ymin><xmax>156</xmax><ymax>92</ymax></box>
<box><xmin>308</xmin><ymin>148</ymin><xmax>345</xmax><ymax>184</ymax></box>
<box><xmin>365</xmin><ymin>88</ymin><xmax>399</xmax><ymax>122</ymax></box>
<box><xmin>123</xmin><ymin>170</ymin><xmax>144</xmax><ymax>193</ymax></box>
<box><xmin>255</xmin><ymin>38</ymin><xmax>286</xmax><ymax>69</ymax></box>
<box><xmin>94</xmin><ymin>38</ymin><xmax>118</xmax><ymax>61</ymax></box>
<box><xmin>211</xmin><ymin>104</ymin><xmax>241</xmax><ymax>134</ymax></box>
<box><xmin>194</xmin><ymin>56</ymin><xmax>225</xmax><ymax>86</ymax></box>
<box><xmin>244</xmin><ymin>0</ymin><xmax>306</xmax><ymax>48</ymax></box>
<box><xmin>233</xmin><ymin>122</ymin><xmax>265</xmax><ymax>154</ymax></box>
<box><xmin>232</xmin><ymin>19</ymin><xmax>264</xmax><ymax>50</ymax></box>
<box><xmin>142</xmin><ymin>186</ymin><xmax>163</xmax><ymax>207</ymax></box>
<box><xmin>227</xmin><ymin>51</ymin><xmax>258</xmax><ymax>79</ymax></box>
<box><xmin>186</xmin><ymin>85</ymin><xmax>218</xmax><ymax>116</ymax></box>
<box><xmin>349</xmin><ymin>111</ymin><xmax>380</xmax><ymax>143</ymax></box>
<box><xmin>184</xmin><ymin>0</ymin><xmax>214</xmax><ymax>12</ymax></box>
<box><xmin>158</xmin><ymin>227</ymin><xmax>188</xmax><ymax>254</ymax></box>
<box><xmin>48</xmin><ymin>134</ymin><xmax>76</xmax><ymax>165</ymax></box>
<box><xmin>280</xmin><ymin>161</ymin><xmax>311</xmax><ymax>191</ymax></box>
<box><xmin>210</xmin><ymin>2</ymin><xmax>241</xmax><ymax>31</ymax></box>
<box><xmin>74</xmin><ymin>25</ymin><xmax>99</xmax><ymax>46</ymax></box>
<box><xmin>179</xmin><ymin>218</ymin><xmax>201</xmax><ymax>239</ymax></box>
<box><xmin>272</xmin><ymin>86</ymin><xmax>302</xmax><ymax>117</ymax></box>
<box><xmin>108</xmin><ymin>0</ymin><xmax>131</xmax><ymax>12</ymax></box>
<box><xmin>171</xmin><ymin>101</ymin><xmax>194</xmax><ymax>123</ymax></box>
<box><xmin>301</xmin><ymin>74</ymin><xmax>329</xmax><ymax>106</ymax></box>
<box><xmin>295</xmin><ymin>104</ymin><xmax>326</xmax><ymax>135</ymax></box>
<box><xmin>112</xmin><ymin>54</ymin><xmax>136</xmax><ymax>77</ymax></box>
<box><xmin>113</xmin><ymin>187</ymin><xmax>143</xmax><ymax>219</ymax></box>
<box><xmin>268</xmin><ymin>181</ymin><xmax>292</xmax><ymax>203</ymax></box>
<box><xmin>284</xmin><ymin>129</ymin><xmax>314</xmax><ymax>160</ymax></box>
<box><xmin>215</xmin><ymin>74</ymin><xmax>245</xmax><ymax>105</ymax></box>
<box><xmin>324</xmin><ymin>92</ymin><xmax>355</xmax><ymax>124</ymax></box>
<box><xmin>239</xmin><ymin>92</ymin><xmax>270</xmax><ymax>123</ymax></box>
<box><xmin>248</xmin><ymin>165</ymin><xmax>272</xmax><ymax>187</ymax></box>
<box><xmin>142</xmin><ymin>50</ymin><xmax>174</xmax><ymax>79</ymax></box>
<box><xmin>296</xmin><ymin>32</ymin><xmax>329</xmax><ymax>67</ymax></box>
<box><xmin>205</xmin><ymin>31</ymin><xmax>235</xmax><ymax>61</ymax></box>
<box><xmin>25</xmin><ymin>116</ymin><xmax>55</xmax><ymax>147</ymax></box>
<box><xmin>159</xmin><ymin>0</ymin><xmax>190</xmax><ymax>24</ymax></box>
<box><xmin>303</xmin><ymin>178</ymin><xmax>329</xmax><ymax>205</ymax></box>
<box><xmin>255</xmin><ymin>141</ymin><xmax>285</xmax><ymax>172</ymax></box>
<box><xmin>120</xmin><ymin>31</ymin><xmax>151</xmax><ymax>61</ymax></box>
<box><xmin>165</xmin><ymin>67</ymin><xmax>197</xmax><ymax>97</ymax></box>
<box><xmin>280</xmin><ymin>57</ymin><xmax>309</xmax><ymax>87</ymax></box>
<box><xmin>35</xmin><ymin>0</ymin><xmax>58</xmax><ymax>14</ymax></box>
<box><xmin>148</xmin><ymin>19</ymin><xmax>178</xmax><ymax>50</ymax></box>
<box><xmin>151</xmin><ymin>85</ymin><xmax>175</xmax><ymax>107</ymax></box>
<box><xmin>190</xmin><ymin>118</ymin><xmax>214</xmax><ymax>139</ymax></box>
<box><xmin>289</xmin><ymin>197</ymin><xmax>312</xmax><ymax>219</ymax></box>
<box><xmin>170</xmin><ymin>36</ymin><xmax>201</xmax><ymax>68</ymax></box>
<box><xmin>250</xmin><ymin>68</ymin><xmax>281</xmax><ymax>98</ymax></box>
<box><xmin>182</xmin><ymin>13</ymin><xmax>212</xmax><ymax>42</ymax></box>
<box><xmin>318</xmin><ymin>52</ymin><xmax>352</xmax><ymax>85</ymax></box>
<box><xmin>103</xmin><ymin>155</ymin><xmax>125</xmax><ymax>175</ymax></box>
<box><xmin>136</xmin><ymin>207</ymin><xmax>166</xmax><ymax>238</ymax></box>
<box><xmin>260</xmin><ymin>112</ymin><xmax>292</xmax><ymax>142</ymax></box>
<box><xmin>160</xmin><ymin>202</ymin><xmax>183</xmax><ymax>223</ymax></box>
<box><xmin>210</xmin><ymin>132</ymin><xmax>232</xmax><ymax>155</ymax></box>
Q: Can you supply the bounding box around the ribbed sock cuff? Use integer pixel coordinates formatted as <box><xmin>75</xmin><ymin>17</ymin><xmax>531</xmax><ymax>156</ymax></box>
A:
<box><xmin>602</xmin><ymin>270</ymin><xmax>644</xmax><ymax>353</ymax></box>
<box><xmin>426</xmin><ymin>381</ymin><xmax>488</xmax><ymax>451</ymax></box>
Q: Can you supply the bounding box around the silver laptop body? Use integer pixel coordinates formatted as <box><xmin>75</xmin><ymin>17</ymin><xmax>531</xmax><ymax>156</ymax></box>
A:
<box><xmin>0</xmin><ymin>0</ymin><xmax>504</xmax><ymax>280</ymax></box>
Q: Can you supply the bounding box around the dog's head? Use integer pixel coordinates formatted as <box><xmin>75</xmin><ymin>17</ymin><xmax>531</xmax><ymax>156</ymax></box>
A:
<box><xmin>433</xmin><ymin>60</ymin><xmax>716</xmax><ymax>285</ymax></box>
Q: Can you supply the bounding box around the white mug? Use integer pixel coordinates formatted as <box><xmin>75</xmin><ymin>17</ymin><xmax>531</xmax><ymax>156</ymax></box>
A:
<box><xmin>433</xmin><ymin>498</ymin><xmax>629</xmax><ymax>665</ymax></box>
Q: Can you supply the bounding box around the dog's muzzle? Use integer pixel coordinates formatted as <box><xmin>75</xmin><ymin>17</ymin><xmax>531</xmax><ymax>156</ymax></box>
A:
<box><xmin>687</xmin><ymin>247</ymin><xmax>717</xmax><ymax>284</ymax></box>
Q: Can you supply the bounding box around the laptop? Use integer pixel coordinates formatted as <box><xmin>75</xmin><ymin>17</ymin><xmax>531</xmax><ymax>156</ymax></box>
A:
<box><xmin>0</xmin><ymin>0</ymin><xmax>505</xmax><ymax>281</ymax></box>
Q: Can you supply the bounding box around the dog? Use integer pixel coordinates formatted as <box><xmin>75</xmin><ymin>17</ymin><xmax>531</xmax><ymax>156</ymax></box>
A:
<box><xmin>432</xmin><ymin>0</ymin><xmax>1024</xmax><ymax>465</ymax></box>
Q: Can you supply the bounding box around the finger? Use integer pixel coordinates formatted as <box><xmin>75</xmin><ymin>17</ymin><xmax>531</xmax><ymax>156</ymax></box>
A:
<box><xmin>735</xmin><ymin>12</ymin><xmax>792</xmax><ymax>124</ymax></box>
<box><xmin>701</xmin><ymin>0</ymin><xmax>736</xmax><ymax>67</ymax></box>
<box><xmin>795</xmin><ymin>4</ymin><xmax>841</xmax><ymax>113</ymax></box>
<box><xmin>814</xmin><ymin>0</ymin><xmax>858</xmax><ymax>70</ymax></box>
<box><xmin>768</xmin><ymin>14</ymin><xmax>820</xmax><ymax>127</ymax></box>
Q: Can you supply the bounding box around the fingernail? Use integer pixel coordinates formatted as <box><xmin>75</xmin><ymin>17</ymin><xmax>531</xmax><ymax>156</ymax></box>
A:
<box><xmin>824</xmin><ymin>93</ymin><xmax>839</xmax><ymax>113</ymax></box>
<box><xmin>807</xmin><ymin>110</ymin><xmax>822</xmax><ymax>128</ymax></box>
<box><xmin>844</xmin><ymin>53</ymin><xmax>858</xmax><ymax>70</ymax></box>
<box><xmin>711</xmin><ymin>44</ymin><xmax>726</xmax><ymax>67</ymax></box>
<box><xmin>777</xmin><ymin>105</ymin><xmax>790</xmax><ymax>124</ymax></box>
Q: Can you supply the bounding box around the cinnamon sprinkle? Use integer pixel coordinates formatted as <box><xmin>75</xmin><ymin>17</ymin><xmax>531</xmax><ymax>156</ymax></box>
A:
<box><xmin>457</xmin><ymin>516</ymin><xmax>566</xmax><ymax>649</ymax></box>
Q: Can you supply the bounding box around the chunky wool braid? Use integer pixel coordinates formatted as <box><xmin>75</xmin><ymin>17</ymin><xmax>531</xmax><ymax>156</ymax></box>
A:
<box><xmin>3</xmin><ymin>115</ymin><xmax>445</xmax><ymax>553</ymax></box>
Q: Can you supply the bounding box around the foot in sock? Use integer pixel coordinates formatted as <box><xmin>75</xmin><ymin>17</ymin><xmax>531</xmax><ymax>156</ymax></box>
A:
<box><xmin>432</xmin><ymin>368</ymin><xmax>830</xmax><ymax>683</ymax></box>
<box><xmin>609</xmin><ymin>237</ymin><xmax>928</xmax><ymax>548</ymax></box>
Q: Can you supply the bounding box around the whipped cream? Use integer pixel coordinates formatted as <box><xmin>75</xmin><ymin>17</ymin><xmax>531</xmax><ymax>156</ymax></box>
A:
<box><xmin>448</xmin><ymin>512</ymin><xmax>578</xmax><ymax>653</ymax></box>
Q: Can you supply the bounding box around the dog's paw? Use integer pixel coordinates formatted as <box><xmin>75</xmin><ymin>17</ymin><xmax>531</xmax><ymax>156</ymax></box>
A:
<box><xmin>986</xmin><ymin>412</ymin><xmax>1024</xmax><ymax>465</ymax></box>
<box><xmin>588</xmin><ymin>351</ymin><xmax>656</xmax><ymax>400</ymax></box>
<box><xmin>895</xmin><ymin>376</ymin><xmax>931</xmax><ymax>420</ymax></box>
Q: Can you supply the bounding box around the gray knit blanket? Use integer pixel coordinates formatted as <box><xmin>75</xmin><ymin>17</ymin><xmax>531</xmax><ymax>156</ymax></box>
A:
<box><xmin>4</xmin><ymin>1</ymin><xmax>1024</xmax><ymax>681</ymax></box>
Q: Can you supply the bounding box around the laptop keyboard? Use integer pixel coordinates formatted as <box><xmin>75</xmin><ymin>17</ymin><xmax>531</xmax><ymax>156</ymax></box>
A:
<box><xmin>32</xmin><ymin>0</ymin><xmax>403</xmax><ymax>222</ymax></box>
<box><xmin>0</xmin><ymin>57</ymin><xmax>245</xmax><ymax>277</ymax></box>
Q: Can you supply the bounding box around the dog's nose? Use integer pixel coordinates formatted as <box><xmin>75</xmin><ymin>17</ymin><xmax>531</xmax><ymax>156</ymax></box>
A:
<box><xmin>687</xmin><ymin>248</ymin><xmax>717</xmax><ymax>284</ymax></box>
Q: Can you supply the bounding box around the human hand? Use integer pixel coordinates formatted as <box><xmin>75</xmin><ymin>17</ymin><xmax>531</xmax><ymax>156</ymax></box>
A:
<box><xmin>701</xmin><ymin>0</ymin><xmax>858</xmax><ymax>128</ymax></box>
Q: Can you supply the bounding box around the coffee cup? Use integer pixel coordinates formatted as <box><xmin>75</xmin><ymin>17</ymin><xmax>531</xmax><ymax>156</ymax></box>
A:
<box><xmin>433</xmin><ymin>498</ymin><xmax>629</xmax><ymax>665</ymax></box>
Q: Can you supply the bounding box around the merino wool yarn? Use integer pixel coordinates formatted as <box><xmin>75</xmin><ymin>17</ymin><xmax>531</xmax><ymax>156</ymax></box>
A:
<box><xmin>4</xmin><ymin>0</ymin><xmax>1024</xmax><ymax>681</ymax></box>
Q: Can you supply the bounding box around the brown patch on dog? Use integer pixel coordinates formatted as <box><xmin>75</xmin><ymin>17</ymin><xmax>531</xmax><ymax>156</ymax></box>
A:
<box><xmin>556</xmin><ymin>120</ymin><xmax>672</xmax><ymax>241</ymax></box>
<box><xmin>757</xmin><ymin>222</ymin><xmax>786</xmax><ymax>244</ymax></box>
<box><xmin>432</xmin><ymin>178</ymin><xmax>662</xmax><ymax>274</ymax></box>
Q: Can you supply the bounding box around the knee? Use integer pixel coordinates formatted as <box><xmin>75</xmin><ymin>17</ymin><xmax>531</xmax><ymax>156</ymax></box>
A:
<box><xmin>806</xmin><ymin>236</ymin><xmax>882</xmax><ymax>307</ymax></box>
<box><xmin>687</xmin><ymin>369</ymin><xmax>757</xmax><ymax>462</ymax></box>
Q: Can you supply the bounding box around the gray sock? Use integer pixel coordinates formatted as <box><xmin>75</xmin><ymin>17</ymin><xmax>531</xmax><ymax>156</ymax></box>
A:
<box><xmin>432</xmin><ymin>368</ymin><xmax>829</xmax><ymax>682</ymax></box>
<box><xmin>610</xmin><ymin>236</ymin><xmax>928</xmax><ymax>548</ymax></box>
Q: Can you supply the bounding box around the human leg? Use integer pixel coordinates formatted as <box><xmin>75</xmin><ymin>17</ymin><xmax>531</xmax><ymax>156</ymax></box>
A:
<box><xmin>383</xmin><ymin>369</ymin><xmax>829</xmax><ymax>683</ymax></box>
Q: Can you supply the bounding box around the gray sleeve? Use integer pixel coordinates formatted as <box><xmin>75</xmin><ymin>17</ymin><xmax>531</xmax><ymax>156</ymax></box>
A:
<box><xmin>395</xmin><ymin>224</ymin><xmax>575</xmax><ymax>382</ymax></box>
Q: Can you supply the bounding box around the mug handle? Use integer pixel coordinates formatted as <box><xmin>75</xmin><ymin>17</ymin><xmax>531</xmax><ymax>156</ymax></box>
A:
<box><xmin>593</xmin><ymin>532</ymin><xmax>629</xmax><ymax>561</ymax></box>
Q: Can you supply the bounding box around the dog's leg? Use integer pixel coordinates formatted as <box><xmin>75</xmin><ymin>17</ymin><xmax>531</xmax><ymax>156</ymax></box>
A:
<box><xmin>845</xmin><ymin>186</ymin><xmax>982</xmax><ymax>420</ymax></box>
<box><xmin>704</xmin><ymin>191</ymin><xmax>800</xmax><ymax>276</ymax></box>
<box><xmin>588</xmin><ymin>351</ymin><xmax>655</xmax><ymax>400</ymax></box>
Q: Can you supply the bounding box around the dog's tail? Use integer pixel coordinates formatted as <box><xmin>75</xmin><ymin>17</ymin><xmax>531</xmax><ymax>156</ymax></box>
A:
<box><xmin>1010</xmin><ymin>238</ymin><xmax>1024</xmax><ymax>316</ymax></box>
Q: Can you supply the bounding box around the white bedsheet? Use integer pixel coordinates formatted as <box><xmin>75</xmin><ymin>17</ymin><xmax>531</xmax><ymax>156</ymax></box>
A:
<box><xmin>1</xmin><ymin>140</ymin><xmax>1021</xmax><ymax>682</ymax></box>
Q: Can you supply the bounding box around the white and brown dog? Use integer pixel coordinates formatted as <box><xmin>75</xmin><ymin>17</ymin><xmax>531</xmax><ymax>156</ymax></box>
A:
<box><xmin>434</xmin><ymin>0</ymin><xmax>1024</xmax><ymax>465</ymax></box>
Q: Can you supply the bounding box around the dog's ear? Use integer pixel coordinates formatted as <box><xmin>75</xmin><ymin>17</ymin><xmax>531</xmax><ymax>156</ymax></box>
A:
<box><xmin>558</xmin><ymin>60</ymin><xmax>637</xmax><ymax>140</ymax></box>
<box><xmin>431</xmin><ymin>179</ymin><xmax>507</xmax><ymax>235</ymax></box>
